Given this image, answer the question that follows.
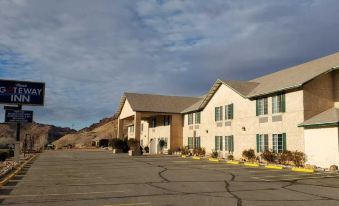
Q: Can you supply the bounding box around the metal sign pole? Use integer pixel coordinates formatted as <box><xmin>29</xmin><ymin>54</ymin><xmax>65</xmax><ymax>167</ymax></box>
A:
<box><xmin>14</xmin><ymin>105</ymin><xmax>22</xmax><ymax>163</ymax></box>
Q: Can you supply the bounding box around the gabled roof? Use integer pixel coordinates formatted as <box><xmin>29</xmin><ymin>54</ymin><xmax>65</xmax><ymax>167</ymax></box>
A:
<box><xmin>115</xmin><ymin>92</ymin><xmax>202</xmax><ymax>117</ymax></box>
<box><xmin>299</xmin><ymin>107</ymin><xmax>339</xmax><ymax>127</ymax></box>
<box><xmin>221</xmin><ymin>80</ymin><xmax>259</xmax><ymax>97</ymax></box>
<box><xmin>247</xmin><ymin>52</ymin><xmax>339</xmax><ymax>98</ymax></box>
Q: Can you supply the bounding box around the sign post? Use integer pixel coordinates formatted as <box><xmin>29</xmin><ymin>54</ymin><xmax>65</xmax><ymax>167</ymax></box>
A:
<box><xmin>0</xmin><ymin>79</ymin><xmax>45</xmax><ymax>163</ymax></box>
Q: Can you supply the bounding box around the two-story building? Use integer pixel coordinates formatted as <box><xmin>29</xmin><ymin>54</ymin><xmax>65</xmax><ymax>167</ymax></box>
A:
<box><xmin>115</xmin><ymin>52</ymin><xmax>339</xmax><ymax>168</ymax></box>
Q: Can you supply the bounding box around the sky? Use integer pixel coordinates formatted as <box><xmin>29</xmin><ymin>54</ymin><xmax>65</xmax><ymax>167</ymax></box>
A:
<box><xmin>0</xmin><ymin>0</ymin><xmax>339</xmax><ymax>130</ymax></box>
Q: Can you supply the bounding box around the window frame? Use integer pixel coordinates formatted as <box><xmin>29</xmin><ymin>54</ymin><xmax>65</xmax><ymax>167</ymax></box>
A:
<box><xmin>195</xmin><ymin>112</ymin><xmax>201</xmax><ymax>124</ymax></box>
<box><xmin>164</xmin><ymin>115</ymin><xmax>170</xmax><ymax>126</ymax></box>
<box><xmin>215</xmin><ymin>106</ymin><xmax>223</xmax><ymax>121</ymax></box>
<box><xmin>188</xmin><ymin>113</ymin><xmax>193</xmax><ymax>125</ymax></box>
<box><xmin>257</xmin><ymin>97</ymin><xmax>268</xmax><ymax>116</ymax></box>
<box><xmin>225</xmin><ymin>104</ymin><xmax>234</xmax><ymax>120</ymax></box>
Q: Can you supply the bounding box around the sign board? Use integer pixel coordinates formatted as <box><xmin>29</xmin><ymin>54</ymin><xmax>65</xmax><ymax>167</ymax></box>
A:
<box><xmin>5</xmin><ymin>110</ymin><xmax>33</xmax><ymax>123</ymax></box>
<box><xmin>0</xmin><ymin>79</ymin><xmax>45</xmax><ymax>105</ymax></box>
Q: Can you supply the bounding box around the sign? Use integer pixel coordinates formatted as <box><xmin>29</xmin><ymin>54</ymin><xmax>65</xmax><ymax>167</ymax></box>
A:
<box><xmin>5</xmin><ymin>110</ymin><xmax>33</xmax><ymax>123</ymax></box>
<box><xmin>0</xmin><ymin>79</ymin><xmax>45</xmax><ymax>105</ymax></box>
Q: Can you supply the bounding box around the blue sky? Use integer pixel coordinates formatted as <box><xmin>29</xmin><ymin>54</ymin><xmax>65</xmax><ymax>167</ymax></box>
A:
<box><xmin>0</xmin><ymin>0</ymin><xmax>339</xmax><ymax>130</ymax></box>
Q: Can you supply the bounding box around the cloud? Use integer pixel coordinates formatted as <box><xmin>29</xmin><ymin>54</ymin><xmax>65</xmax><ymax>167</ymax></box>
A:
<box><xmin>0</xmin><ymin>0</ymin><xmax>339</xmax><ymax>129</ymax></box>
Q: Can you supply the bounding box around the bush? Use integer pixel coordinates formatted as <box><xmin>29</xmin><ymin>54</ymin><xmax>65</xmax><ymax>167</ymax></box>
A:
<box><xmin>291</xmin><ymin>151</ymin><xmax>306</xmax><ymax>167</ymax></box>
<box><xmin>193</xmin><ymin>147</ymin><xmax>206</xmax><ymax>156</ymax></box>
<box><xmin>144</xmin><ymin>146</ymin><xmax>150</xmax><ymax>153</ymax></box>
<box><xmin>277</xmin><ymin>150</ymin><xmax>293</xmax><ymax>165</ymax></box>
<box><xmin>227</xmin><ymin>154</ymin><xmax>234</xmax><ymax>160</ymax></box>
<box><xmin>127</xmin><ymin>138</ymin><xmax>140</xmax><ymax>151</ymax></box>
<box><xmin>261</xmin><ymin>150</ymin><xmax>277</xmax><ymax>163</ymax></box>
<box><xmin>211</xmin><ymin>151</ymin><xmax>218</xmax><ymax>158</ymax></box>
<box><xmin>112</xmin><ymin>138</ymin><xmax>129</xmax><ymax>153</ymax></box>
<box><xmin>159</xmin><ymin>139</ymin><xmax>166</xmax><ymax>152</ymax></box>
<box><xmin>0</xmin><ymin>152</ymin><xmax>9</xmax><ymax>161</ymax></box>
<box><xmin>181</xmin><ymin>146</ymin><xmax>190</xmax><ymax>155</ymax></box>
<box><xmin>242</xmin><ymin>149</ymin><xmax>256</xmax><ymax>161</ymax></box>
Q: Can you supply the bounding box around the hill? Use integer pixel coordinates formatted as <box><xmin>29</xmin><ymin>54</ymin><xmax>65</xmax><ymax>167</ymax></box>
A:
<box><xmin>0</xmin><ymin>122</ymin><xmax>76</xmax><ymax>149</ymax></box>
<box><xmin>53</xmin><ymin>117</ymin><xmax>117</xmax><ymax>148</ymax></box>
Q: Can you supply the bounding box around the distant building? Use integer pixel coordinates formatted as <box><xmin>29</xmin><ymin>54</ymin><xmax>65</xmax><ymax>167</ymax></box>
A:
<box><xmin>115</xmin><ymin>52</ymin><xmax>339</xmax><ymax>168</ymax></box>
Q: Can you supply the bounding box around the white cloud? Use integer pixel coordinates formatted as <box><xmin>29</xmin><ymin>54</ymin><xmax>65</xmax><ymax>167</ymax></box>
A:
<box><xmin>0</xmin><ymin>0</ymin><xmax>339</xmax><ymax>129</ymax></box>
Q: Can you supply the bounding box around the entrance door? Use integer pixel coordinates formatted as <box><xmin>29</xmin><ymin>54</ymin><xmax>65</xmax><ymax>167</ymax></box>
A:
<box><xmin>150</xmin><ymin>138</ymin><xmax>157</xmax><ymax>154</ymax></box>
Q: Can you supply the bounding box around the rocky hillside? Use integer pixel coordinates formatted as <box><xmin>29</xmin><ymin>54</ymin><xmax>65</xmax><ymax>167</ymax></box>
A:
<box><xmin>0</xmin><ymin>122</ymin><xmax>76</xmax><ymax>147</ymax></box>
<box><xmin>53</xmin><ymin>117</ymin><xmax>117</xmax><ymax>149</ymax></box>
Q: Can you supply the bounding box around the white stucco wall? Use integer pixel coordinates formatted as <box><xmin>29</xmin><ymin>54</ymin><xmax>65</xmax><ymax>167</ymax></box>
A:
<box><xmin>183</xmin><ymin>83</ymin><xmax>305</xmax><ymax>159</ymax></box>
<box><xmin>304</xmin><ymin>126</ymin><xmax>339</xmax><ymax>168</ymax></box>
<box><xmin>119</xmin><ymin>100</ymin><xmax>134</xmax><ymax>119</ymax></box>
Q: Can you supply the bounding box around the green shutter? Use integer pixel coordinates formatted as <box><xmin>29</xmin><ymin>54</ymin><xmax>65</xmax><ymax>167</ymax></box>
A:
<box><xmin>282</xmin><ymin>93</ymin><xmax>286</xmax><ymax>112</ymax></box>
<box><xmin>282</xmin><ymin>133</ymin><xmax>287</xmax><ymax>151</ymax></box>
<box><xmin>264</xmin><ymin>98</ymin><xmax>268</xmax><ymax>114</ymax></box>
<box><xmin>220</xmin><ymin>106</ymin><xmax>223</xmax><ymax>120</ymax></box>
<box><xmin>215</xmin><ymin>136</ymin><xmax>218</xmax><ymax>151</ymax></box>
<box><xmin>215</xmin><ymin>108</ymin><xmax>217</xmax><ymax>121</ymax></box>
<box><xmin>230</xmin><ymin>136</ymin><xmax>234</xmax><ymax>152</ymax></box>
<box><xmin>220</xmin><ymin>137</ymin><xmax>223</xmax><ymax>151</ymax></box>
<box><xmin>256</xmin><ymin>134</ymin><xmax>260</xmax><ymax>153</ymax></box>
<box><xmin>230</xmin><ymin>104</ymin><xmax>234</xmax><ymax>119</ymax></box>
<box><xmin>256</xmin><ymin>100</ymin><xmax>259</xmax><ymax>116</ymax></box>
<box><xmin>264</xmin><ymin>134</ymin><xmax>269</xmax><ymax>151</ymax></box>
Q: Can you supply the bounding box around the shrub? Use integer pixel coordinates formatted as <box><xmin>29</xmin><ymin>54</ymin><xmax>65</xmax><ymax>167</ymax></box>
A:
<box><xmin>227</xmin><ymin>154</ymin><xmax>234</xmax><ymax>160</ymax></box>
<box><xmin>127</xmin><ymin>138</ymin><xmax>140</xmax><ymax>151</ymax></box>
<box><xmin>181</xmin><ymin>146</ymin><xmax>190</xmax><ymax>155</ymax></box>
<box><xmin>0</xmin><ymin>152</ymin><xmax>9</xmax><ymax>161</ymax></box>
<box><xmin>291</xmin><ymin>151</ymin><xmax>306</xmax><ymax>167</ymax></box>
<box><xmin>193</xmin><ymin>147</ymin><xmax>206</xmax><ymax>156</ymax></box>
<box><xmin>211</xmin><ymin>151</ymin><xmax>218</xmax><ymax>158</ymax></box>
<box><xmin>159</xmin><ymin>139</ymin><xmax>166</xmax><ymax>153</ymax></box>
<box><xmin>261</xmin><ymin>150</ymin><xmax>277</xmax><ymax>163</ymax></box>
<box><xmin>242</xmin><ymin>149</ymin><xmax>256</xmax><ymax>161</ymax></box>
<box><xmin>277</xmin><ymin>150</ymin><xmax>293</xmax><ymax>165</ymax></box>
<box><xmin>112</xmin><ymin>138</ymin><xmax>129</xmax><ymax>153</ymax></box>
<box><xmin>144</xmin><ymin>146</ymin><xmax>150</xmax><ymax>153</ymax></box>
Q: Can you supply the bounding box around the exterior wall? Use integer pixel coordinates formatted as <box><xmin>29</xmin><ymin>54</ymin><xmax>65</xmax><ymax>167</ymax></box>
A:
<box><xmin>140</xmin><ymin>120</ymin><xmax>149</xmax><ymax>147</ymax></box>
<box><xmin>170</xmin><ymin>114</ymin><xmax>183</xmax><ymax>150</ymax></box>
<box><xmin>183</xmin><ymin>84</ymin><xmax>305</xmax><ymax>159</ymax></box>
<box><xmin>334</xmin><ymin>70</ymin><xmax>339</xmax><ymax>108</ymax></box>
<box><xmin>304</xmin><ymin>126</ymin><xmax>339</xmax><ymax>168</ymax></box>
<box><xmin>303</xmin><ymin>73</ymin><xmax>334</xmax><ymax>120</ymax></box>
<box><xmin>148</xmin><ymin>115</ymin><xmax>171</xmax><ymax>154</ymax></box>
<box><xmin>119</xmin><ymin>100</ymin><xmax>134</xmax><ymax>119</ymax></box>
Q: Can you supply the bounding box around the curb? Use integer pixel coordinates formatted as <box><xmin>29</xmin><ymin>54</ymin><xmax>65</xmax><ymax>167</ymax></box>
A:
<box><xmin>265</xmin><ymin>165</ymin><xmax>283</xmax><ymax>170</ymax></box>
<box><xmin>226</xmin><ymin>161</ymin><xmax>240</xmax><ymax>165</ymax></box>
<box><xmin>0</xmin><ymin>154</ymin><xmax>38</xmax><ymax>187</ymax></box>
<box><xmin>181</xmin><ymin>155</ymin><xmax>187</xmax><ymax>158</ymax></box>
<box><xmin>208</xmin><ymin>158</ymin><xmax>219</xmax><ymax>162</ymax></box>
<box><xmin>291</xmin><ymin>167</ymin><xmax>314</xmax><ymax>173</ymax></box>
<box><xmin>244</xmin><ymin>162</ymin><xmax>260</xmax><ymax>167</ymax></box>
<box><xmin>192</xmin><ymin>156</ymin><xmax>201</xmax><ymax>160</ymax></box>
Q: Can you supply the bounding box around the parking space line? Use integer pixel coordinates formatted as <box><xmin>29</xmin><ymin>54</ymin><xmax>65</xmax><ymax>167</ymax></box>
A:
<box><xmin>0</xmin><ymin>190</ymin><xmax>125</xmax><ymax>198</ymax></box>
<box><xmin>103</xmin><ymin>203</ymin><xmax>151</xmax><ymax>206</ymax></box>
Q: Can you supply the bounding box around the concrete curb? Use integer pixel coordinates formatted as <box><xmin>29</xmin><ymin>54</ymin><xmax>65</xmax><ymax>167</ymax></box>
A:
<box><xmin>226</xmin><ymin>161</ymin><xmax>240</xmax><ymax>165</ymax></box>
<box><xmin>208</xmin><ymin>158</ymin><xmax>219</xmax><ymax>162</ymax></box>
<box><xmin>244</xmin><ymin>163</ymin><xmax>260</xmax><ymax>167</ymax></box>
<box><xmin>192</xmin><ymin>156</ymin><xmax>201</xmax><ymax>160</ymax></box>
<box><xmin>291</xmin><ymin>167</ymin><xmax>314</xmax><ymax>173</ymax></box>
<box><xmin>0</xmin><ymin>154</ymin><xmax>38</xmax><ymax>187</ymax></box>
<box><xmin>265</xmin><ymin>165</ymin><xmax>283</xmax><ymax>170</ymax></box>
<box><xmin>181</xmin><ymin>155</ymin><xmax>187</xmax><ymax>158</ymax></box>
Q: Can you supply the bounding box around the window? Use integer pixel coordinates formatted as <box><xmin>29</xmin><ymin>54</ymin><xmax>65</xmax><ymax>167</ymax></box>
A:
<box><xmin>164</xmin><ymin>116</ymin><xmax>170</xmax><ymax>126</ymax></box>
<box><xmin>150</xmin><ymin>117</ymin><xmax>156</xmax><ymax>128</ymax></box>
<box><xmin>214</xmin><ymin>136</ymin><xmax>223</xmax><ymax>151</ymax></box>
<box><xmin>215</xmin><ymin>106</ymin><xmax>223</xmax><ymax>121</ymax></box>
<box><xmin>272</xmin><ymin>133</ymin><xmax>286</xmax><ymax>153</ymax></box>
<box><xmin>141</xmin><ymin>123</ymin><xmax>143</xmax><ymax>132</ymax></box>
<box><xmin>272</xmin><ymin>94</ymin><xmax>286</xmax><ymax>113</ymax></box>
<box><xmin>256</xmin><ymin>134</ymin><xmax>269</xmax><ymax>153</ymax></box>
<box><xmin>188</xmin><ymin>137</ymin><xmax>194</xmax><ymax>149</ymax></box>
<box><xmin>194</xmin><ymin>137</ymin><xmax>201</xmax><ymax>148</ymax></box>
<box><xmin>224</xmin><ymin>136</ymin><xmax>234</xmax><ymax>152</ymax></box>
<box><xmin>225</xmin><ymin>104</ymin><xmax>234</xmax><ymax>120</ymax></box>
<box><xmin>195</xmin><ymin>112</ymin><xmax>201</xmax><ymax>124</ymax></box>
<box><xmin>256</xmin><ymin>98</ymin><xmax>268</xmax><ymax>116</ymax></box>
<box><xmin>188</xmin><ymin>113</ymin><xmax>193</xmax><ymax>125</ymax></box>
<box><xmin>129</xmin><ymin>125</ymin><xmax>134</xmax><ymax>133</ymax></box>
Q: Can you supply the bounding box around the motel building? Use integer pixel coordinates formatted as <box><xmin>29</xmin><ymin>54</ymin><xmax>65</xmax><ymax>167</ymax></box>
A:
<box><xmin>115</xmin><ymin>52</ymin><xmax>339</xmax><ymax>168</ymax></box>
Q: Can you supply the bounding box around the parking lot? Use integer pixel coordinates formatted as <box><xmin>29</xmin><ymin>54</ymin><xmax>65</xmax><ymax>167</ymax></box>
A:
<box><xmin>0</xmin><ymin>150</ymin><xmax>339</xmax><ymax>206</ymax></box>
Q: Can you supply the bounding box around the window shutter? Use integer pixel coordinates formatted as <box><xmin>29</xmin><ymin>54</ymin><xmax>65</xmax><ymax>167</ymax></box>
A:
<box><xmin>264</xmin><ymin>134</ymin><xmax>269</xmax><ymax>151</ymax></box>
<box><xmin>282</xmin><ymin>133</ymin><xmax>287</xmax><ymax>151</ymax></box>
<box><xmin>256</xmin><ymin>134</ymin><xmax>260</xmax><ymax>153</ymax></box>
<box><xmin>215</xmin><ymin>136</ymin><xmax>218</xmax><ymax>151</ymax></box>
<box><xmin>215</xmin><ymin>108</ymin><xmax>217</xmax><ymax>121</ymax></box>
<box><xmin>256</xmin><ymin>100</ymin><xmax>259</xmax><ymax>116</ymax></box>
<box><xmin>220</xmin><ymin>106</ymin><xmax>223</xmax><ymax>120</ymax></box>
<box><xmin>230</xmin><ymin>104</ymin><xmax>234</xmax><ymax>119</ymax></box>
<box><xmin>220</xmin><ymin>137</ymin><xmax>223</xmax><ymax>151</ymax></box>
<box><xmin>230</xmin><ymin>136</ymin><xmax>234</xmax><ymax>152</ymax></box>
<box><xmin>264</xmin><ymin>98</ymin><xmax>268</xmax><ymax>114</ymax></box>
<box><xmin>282</xmin><ymin>94</ymin><xmax>286</xmax><ymax>112</ymax></box>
